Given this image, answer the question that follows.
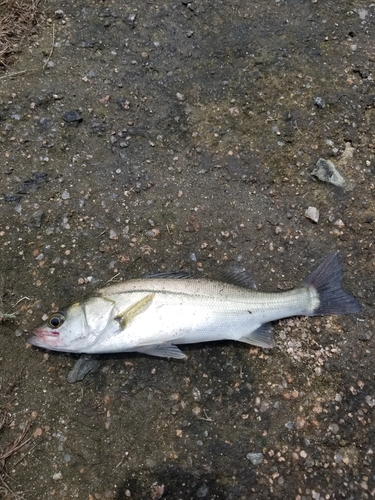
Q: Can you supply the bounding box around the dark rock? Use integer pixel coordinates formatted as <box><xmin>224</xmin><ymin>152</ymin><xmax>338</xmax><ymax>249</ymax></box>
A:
<box><xmin>27</xmin><ymin>209</ymin><xmax>45</xmax><ymax>228</ymax></box>
<box><xmin>18</xmin><ymin>172</ymin><xmax>48</xmax><ymax>194</ymax></box>
<box><xmin>62</xmin><ymin>110</ymin><xmax>83</xmax><ymax>123</ymax></box>
<box><xmin>3</xmin><ymin>194</ymin><xmax>22</xmax><ymax>202</ymax></box>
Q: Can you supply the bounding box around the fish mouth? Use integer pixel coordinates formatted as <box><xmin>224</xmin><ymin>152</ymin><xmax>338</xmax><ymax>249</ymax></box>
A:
<box><xmin>27</xmin><ymin>328</ymin><xmax>60</xmax><ymax>349</ymax></box>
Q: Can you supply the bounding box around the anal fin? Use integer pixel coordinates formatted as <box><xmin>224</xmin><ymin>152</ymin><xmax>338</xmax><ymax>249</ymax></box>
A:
<box><xmin>239</xmin><ymin>323</ymin><xmax>275</xmax><ymax>349</ymax></box>
<box><xmin>136</xmin><ymin>343</ymin><xmax>186</xmax><ymax>359</ymax></box>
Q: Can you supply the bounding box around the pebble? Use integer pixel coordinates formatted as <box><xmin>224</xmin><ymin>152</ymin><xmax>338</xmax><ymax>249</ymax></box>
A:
<box><xmin>27</xmin><ymin>209</ymin><xmax>45</xmax><ymax>228</ymax></box>
<box><xmin>305</xmin><ymin>206</ymin><xmax>319</xmax><ymax>223</ymax></box>
<box><xmin>246</xmin><ymin>452</ymin><xmax>264</xmax><ymax>465</ymax></box>
<box><xmin>18</xmin><ymin>172</ymin><xmax>48</xmax><ymax>194</ymax></box>
<box><xmin>365</xmin><ymin>396</ymin><xmax>375</xmax><ymax>407</ymax></box>
<box><xmin>313</xmin><ymin>96</ymin><xmax>325</xmax><ymax>109</ymax></box>
<box><xmin>192</xmin><ymin>387</ymin><xmax>201</xmax><ymax>401</ymax></box>
<box><xmin>61</xmin><ymin>190</ymin><xmax>70</xmax><ymax>200</ymax></box>
<box><xmin>328</xmin><ymin>423</ymin><xmax>339</xmax><ymax>434</ymax></box>
<box><xmin>311</xmin><ymin>158</ymin><xmax>346</xmax><ymax>188</ymax></box>
<box><xmin>260</xmin><ymin>401</ymin><xmax>269</xmax><ymax>412</ymax></box>
<box><xmin>67</xmin><ymin>355</ymin><xmax>101</xmax><ymax>383</ymax></box>
<box><xmin>3</xmin><ymin>195</ymin><xmax>22</xmax><ymax>203</ymax></box>
<box><xmin>196</xmin><ymin>483</ymin><xmax>208</xmax><ymax>497</ymax></box>
<box><xmin>145</xmin><ymin>228</ymin><xmax>160</xmax><ymax>238</ymax></box>
<box><xmin>150</xmin><ymin>483</ymin><xmax>164</xmax><ymax>500</ymax></box>
<box><xmin>333</xmin><ymin>219</ymin><xmax>345</xmax><ymax>228</ymax></box>
<box><xmin>358</xmin><ymin>331</ymin><xmax>372</xmax><ymax>341</ymax></box>
<box><xmin>54</xmin><ymin>9</ymin><xmax>64</xmax><ymax>19</ymax></box>
<box><xmin>62</xmin><ymin>110</ymin><xmax>83</xmax><ymax>123</ymax></box>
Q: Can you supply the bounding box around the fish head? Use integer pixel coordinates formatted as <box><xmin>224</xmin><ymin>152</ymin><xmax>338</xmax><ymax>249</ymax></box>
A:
<box><xmin>28</xmin><ymin>302</ymin><xmax>93</xmax><ymax>352</ymax></box>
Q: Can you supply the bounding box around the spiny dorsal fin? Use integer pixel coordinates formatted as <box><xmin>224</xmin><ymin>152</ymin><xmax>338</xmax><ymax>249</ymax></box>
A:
<box><xmin>213</xmin><ymin>266</ymin><xmax>257</xmax><ymax>290</ymax></box>
<box><xmin>141</xmin><ymin>270</ymin><xmax>192</xmax><ymax>279</ymax></box>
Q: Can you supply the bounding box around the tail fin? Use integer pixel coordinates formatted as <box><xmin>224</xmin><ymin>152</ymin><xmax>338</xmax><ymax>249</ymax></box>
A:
<box><xmin>303</xmin><ymin>253</ymin><xmax>360</xmax><ymax>316</ymax></box>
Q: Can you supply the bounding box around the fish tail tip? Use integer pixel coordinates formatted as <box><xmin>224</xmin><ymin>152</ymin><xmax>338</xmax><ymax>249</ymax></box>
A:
<box><xmin>304</xmin><ymin>253</ymin><xmax>360</xmax><ymax>316</ymax></box>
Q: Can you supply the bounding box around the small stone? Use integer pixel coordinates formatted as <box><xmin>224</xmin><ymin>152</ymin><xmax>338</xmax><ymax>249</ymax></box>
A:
<box><xmin>27</xmin><ymin>209</ymin><xmax>45</xmax><ymax>228</ymax></box>
<box><xmin>127</xmin><ymin>13</ymin><xmax>136</xmax><ymax>27</ymax></box>
<box><xmin>311</xmin><ymin>158</ymin><xmax>346</xmax><ymax>188</ymax></box>
<box><xmin>260</xmin><ymin>401</ymin><xmax>269</xmax><ymax>412</ymax></box>
<box><xmin>356</xmin><ymin>8</ymin><xmax>368</xmax><ymax>20</ymax></box>
<box><xmin>61</xmin><ymin>190</ymin><xmax>70</xmax><ymax>200</ymax></box>
<box><xmin>150</xmin><ymin>482</ymin><xmax>164</xmax><ymax>500</ymax></box>
<box><xmin>358</xmin><ymin>331</ymin><xmax>372</xmax><ymax>341</ymax></box>
<box><xmin>333</xmin><ymin>219</ymin><xmax>345</xmax><ymax>228</ymax></box>
<box><xmin>67</xmin><ymin>355</ymin><xmax>101</xmax><ymax>383</ymax></box>
<box><xmin>365</xmin><ymin>395</ymin><xmax>375</xmax><ymax>407</ymax></box>
<box><xmin>295</xmin><ymin>416</ymin><xmax>306</xmax><ymax>429</ymax></box>
<box><xmin>313</xmin><ymin>96</ymin><xmax>325</xmax><ymax>109</ymax></box>
<box><xmin>145</xmin><ymin>228</ymin><xmax>160</xmax><ymax>238</ymax></box>
<box><xmin>192</xmin><ymin>387</ymin><xmax>201</xmax><ymax>401</ymax></box>
<box><xmin>62</xmin><ymin>110</ymin><xmax>83</xmax><ymax>123</ymax></box>
<box><xmin>305</xmin><ymin>206</ymin><xmax>319</xmax><ymax>223</ymax></box>
<box><xmin>328</xmin><ymin>423</ymin><xmax>339</xmax><ymax>434</ymax></box>
<box><xmin>176</xmin><ymin>92</ymin><xmax>184</xmax><ymax>101</ymax></box>
<box><xmin>196</xmin><ymin>483</ymin><xmax>208</xmax><ymax>498</ymax></box>
<box><xmin>246</xmin><ymin>452</ymin><xmax>264</xmax><ymax>465</ymax></box>
<box><xmin>109</xmin><ymin>229</ymin><xmax>118</xmax><ymax>240</ymax></box>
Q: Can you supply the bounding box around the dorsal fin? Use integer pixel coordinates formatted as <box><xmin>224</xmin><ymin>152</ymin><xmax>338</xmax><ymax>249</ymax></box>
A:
<box><xmin>214</xmin><ymin>266</ymin><xmax>257</xmax><ymax>290</ymax></box>
<box><xmin>141</xmin><ymin>270</ymin><xmax>192</xmax><ymax>279</ymax></box>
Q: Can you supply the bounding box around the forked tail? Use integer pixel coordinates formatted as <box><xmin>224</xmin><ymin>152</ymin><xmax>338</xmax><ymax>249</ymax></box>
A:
<box><xmin>303</xmin><ymin>253</ymin><xmax>360</xmax><ymax>316</ymax></box>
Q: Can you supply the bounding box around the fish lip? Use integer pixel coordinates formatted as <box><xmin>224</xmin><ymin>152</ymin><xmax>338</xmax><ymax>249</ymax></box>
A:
<box><xmin>27</xmin><ymin>327</ymin><xmax>60</xmax><ymax>348</ymax></box>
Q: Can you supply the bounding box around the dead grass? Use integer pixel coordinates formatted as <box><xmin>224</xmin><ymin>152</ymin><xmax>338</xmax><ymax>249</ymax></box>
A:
<box><xmin>0</xmin><ymin>413</ymin><xmax>32</xmax><ymax>500</ymax></box>
<box><xmin>0</xmin><ymin>0</ymin><xmax>41</xmax><ymax>71</ymax></box>
<box><xmin>0</xmin><ymin>371</ymin><xmax>41</xmax><ymax>500</ymax></box>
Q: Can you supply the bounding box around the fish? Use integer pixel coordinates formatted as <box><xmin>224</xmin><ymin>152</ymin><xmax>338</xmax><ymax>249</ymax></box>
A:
<box><xmin>27</xmin><ymin>253</ymin><xmax>360</xmax><ymax>359</ymax></box>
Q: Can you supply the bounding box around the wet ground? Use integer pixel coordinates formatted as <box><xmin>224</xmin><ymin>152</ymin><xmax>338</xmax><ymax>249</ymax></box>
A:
<box><xmin>0</xmin><ymin>0</ymin><xmax>374</xmax><ymax>498</ymax></box>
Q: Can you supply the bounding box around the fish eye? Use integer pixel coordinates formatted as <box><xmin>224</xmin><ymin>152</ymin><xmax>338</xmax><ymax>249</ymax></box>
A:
<box><xmin>47</xmin><ymin>312</ymin><xmax>66</xmax><ymax>329</ymax></box>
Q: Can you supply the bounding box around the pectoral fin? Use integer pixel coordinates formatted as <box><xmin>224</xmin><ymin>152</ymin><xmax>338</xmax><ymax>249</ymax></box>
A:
<box><xmin>115</xmin><ymin>293</ymin><xmax>155</xmax><ymax>329</ymax></box>
<box><xmin>239</xmin><ymin>323</ymin><xmax>275</xmax><ymax>349</ymax></box>
<box><xmin>136</xmin><ymin>343</ymin><xmax>186</xmax><ymax>359</ymax></box>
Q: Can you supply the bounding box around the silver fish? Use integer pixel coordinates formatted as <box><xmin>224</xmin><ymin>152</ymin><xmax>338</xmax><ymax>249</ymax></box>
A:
<box><xmin>28</xmin><ymin>253</ymin><xmax>360</xmax><ymax>359</ymax></box>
